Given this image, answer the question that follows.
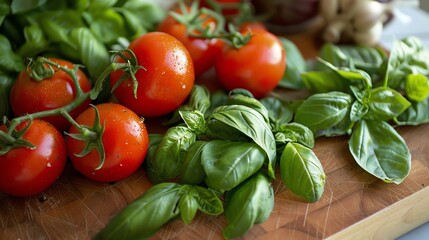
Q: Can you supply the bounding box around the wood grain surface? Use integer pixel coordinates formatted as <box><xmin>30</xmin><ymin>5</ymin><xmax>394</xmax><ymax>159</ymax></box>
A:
<box><xmin>1</xmin><ymin>25</ymin><xmax>429</xmax><ymax>240</ymax></box>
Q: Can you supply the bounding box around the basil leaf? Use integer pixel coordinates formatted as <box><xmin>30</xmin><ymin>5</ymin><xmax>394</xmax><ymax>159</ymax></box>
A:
<box><xmin>302</xmin><ymin>70</ymin><xmax>344</xmax><ymax>93</ymax></box>
<box><xmin>260</xmin><ymin>97</ymin><xmax>293</xmax><ymax>131</ymax></box>
<box><xmin>0</xmin><ymin>2</ymin><xmax>9</xmax><ymax>25</ymax></box>
<box><xmin>179</xmin><ymin>110</ymin><xmax>206</xmax><ymax>135</ymax></box>
<box><xmin>366</xmin><ymin>87</ymin><xmax>410</xmax><ymax>121</ymax></box>
<box><xmin>0</xmin><ymin>34</ymin><xmax>24</xmax><ymax>73</ymax></box>
<box><xmin>223</xmin><ymin>173</ymin><xmax>274</xmax><ymax>239</ymax></box>
<box><xmin>84</xmin><ymin>9</ymin><xmax>127</xmax><ymax>45</ymax></box>
<box><xmin>202</xmin><ymin>140</ymin><xmax>265</xmax><ymax>191</ymax></box>
<box><xmin>280</xmin><ymin>142</ymin><xmax>325</xmax><ymax>202</ymax></box>
<box><xmin>349</xmin><ymin>119</ymin><xmax>411</xmax><ymax>184</ymax></box>
<box><xmin>17</xmin><ymin>24</ymin><xmax>48</xmax><ymax>57</ymax></box>
<box><xmin>193</xmin><ymin>186</ymin><xmax>224</xmax><ymax>215</ymax></box>
<box><xmin>206</xmin><ymin>105</ymin><xmax>277</xmax><ymax>178</ymax></box>
<box><xmin>11</xmin><ymin>0</ymin><xmax>47</xmax><ymax>14</ymax></box>
<box><xmin>350</xmin><ymin>100</ymin><xmax>369</xmax><ymax>122</ymax></box>
<box><xmin>148</xmin><ymin>126</ymin><xmax>196</xmax><ymax>183</ymax></box>
<box><xmin>278</xmin><ymin>37</ymin><xmax>306</xmax><ymax>89</ymax></box>
<box><xmin>294</xmin><ymin>92</ymin><xmax>352</xmax><ymax>135</ymax></box>
<box><xmin>275</xmin><ymin>123</ymin><xmax>315</xmax><ymax>149</ymax></box>
<box><xmin>0</xmin><ymin>73</ymin><xmax>15</xmax><ymax>118</ymax></box>
<box><xmin>94</xmin><ymin>183</ymin><xmax>183</xmax><ymax>240</ymax></box>
<box><xmin>405</xmin><ymin>74</ymin><xmax>429</xmax><ymax>102</ymax></box>
<box><xmin>226</xmin><ymin>90</ymin><xmax>270</xmax><ymax>124</ymax></box>
<box><xmin>164</xmin><ymin>85</ymin><xmax>211</xmax><ymax>125</ymax></box>
<box><xmin>395</xmin><ymin>97</ymin><xmax>429</xmax><ymax>126</ymax></box>
<box><xmin>120</xmin><ymin>0</ymin><xmax>166</xmax><ymax>31</ymax></box>
<box><xmin>70</xmin><ymin>27</ymin><xmax>110</xmax><ymax>80</ymax></box>
<box><xmin>180</xmin><ymin>141</ymin><xmax>207</xmax><ymax>185</ymax></box>
<box><xmin>179</xmin><ymin>192</ymin><xmax>198</xmax><ymax>225</ymax></box>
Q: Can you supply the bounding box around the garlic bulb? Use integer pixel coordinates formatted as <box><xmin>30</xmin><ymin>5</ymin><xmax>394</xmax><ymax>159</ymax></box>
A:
<box><xmin>319</xmin><ymin>0</ymin><xmax>392</xmax><ymax>46</ymax></box>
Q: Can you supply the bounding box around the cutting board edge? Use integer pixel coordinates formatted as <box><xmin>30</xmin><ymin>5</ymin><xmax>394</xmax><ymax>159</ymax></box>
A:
<box><xmin>326</xmin><ymin>186</ymin><xmax>429</xmax><ymax>240</ymax></box>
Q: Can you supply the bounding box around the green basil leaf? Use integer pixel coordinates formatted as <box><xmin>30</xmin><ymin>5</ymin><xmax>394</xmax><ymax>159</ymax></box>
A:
<box><xmin>94</xmin><ymin>182</ymin><xmax>183</xmax><ymax>240</ymax></box>
<box><xmin>180</xmin><ymin>141</ymin><xmax>207</xmax><ymax>185</ymax></box>
<box><xmin>226</xmin><ymin>90</ymin><xmax>270</xmax><ymax>124</ymax></box>
<box><xmin>0</xmin><ymin>73</ymin><xmax>15</xmax><ymax>118</ymax></box>
<box><xmin>114</xmin><ymin>8</ymin><xmax>147</xmax><ymax>40</ymax></box>
<box><xmin>70</xmin><ymin>27</ymin><xmax>110</xmax><ymax>80</ymax></box>
<box><xmin>84</xmin><ymin>9</ymin><xmax>127</xmax><ymax>45</ymax></box>
<box><xmin>11</xmin><ymin>0</ymin><xmax>47</xmax><ymax>14</ymax></box>
<box><xmin>87</xmin><ymin>0</ymin><xmax>118</xmax><ymax>9</ymax></box>
<box><xmin>179</xmin><ymin>193</ymin><xmax>198</xmax><ymax>225</ymax></box>
<box><xmin>0</xmin><ymin>2</ymin><xmax>10</xmax><ymax>25</ymax></box>
<box><xmin>164</xmin><ymin>85</ymin><xmax>211</xmax><ymax>125</ymax></box>
<box><xmin>302</xmin><ymin>70</ymin><xmax>344</xmax><ymax>93</ymax></box>
<box><xmin>148</xmin><ymin>126</ymin><xmax>196</xmax><ymax>183</ymax></box>
<box><xmin>0</xmin><ymin>34</ymin><xmax>24</xmax><ymax>73</ymax></box>
<box><xmin>349</xmin><ymin>119</ymin><xmax>411</xmax><ymax>184</ymax></box>
<box><xmin>275</xmin><ymin>123</ymin><xmax>315</xmax><ymax>149</ymax></box>
<box><xmin>223</xmin><ymin>173</ymin><xmax>274</xmax><ymax>239</ymax></box>
<box><xmin>179</xmin><ymin>110</ymin><xmax>206</xmax><ymax>135</ymax></box>
<box><xmin>17</xmin><ymin>24</ymin><xmax>48</xmax><ymax>57</ymax></box>
<box><xmin>144</xmin><ymin>134</ymin><xmax>164</xmax><ymax>183</ymax></box>
<box><xmin>280</xmin><ymin>142</ymin><xmax>325</xmax><ymax>202</ymax></box>
<box><xmin>202</xmin><ymin>140</ymin><xmax>265</xmax><ymax>191</ymax></box>
<box><xmin>120</xmin><ymin>0</ymin><xmax>166</xmax><ymax>31</ymax></box>
<box><xmin>294</xmin><ymin>92</ymin><xmax>352</xmax><ymax>135</ymax></box>
<box><xmin>366</xmin><ymin>87</ymin><xmax>411</xmax><ymax>121</ymax></box>
<box><xmin>206</xmin><ymin>105</ymin><xmax>277</xmax><ymax>178</ymax></box>
<box><xmin>208</xmin><ymin>90</ymin><xmax>228</xmax><ymax>115</ymax></box>
<box><xmin>278</xmin><ymin>37</ymin><xmax>306</xmax><ymax>89</ymax></box>
<box><xmin>405</xmin><ymin>74</ymin><xmax>429</xmax><ymax>102</ymax></box>
<box><xmin>350</xmin><ymin>100</ymin><xmax>369</xmax><ymax>122</ymax></box>
<box><xmin>395</xmin><ymin>97</ymin><xmax>429</xmax><ymax>126</ymax></box>
<box><xmin>193</xmin><ymin>186</ymin><xmax>224</xmax><ymax>215</ymax></box>
<box><xmin>260</xmin><ymin>97</ymin><xmax>293</xmax><ymax>131</ymax></box>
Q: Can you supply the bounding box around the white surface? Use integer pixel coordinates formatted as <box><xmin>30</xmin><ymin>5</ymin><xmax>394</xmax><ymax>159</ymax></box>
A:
<box><xmin>382</xmin><ymin>3</ymin><xmax>429</xmax><ymax>240</ymax></box>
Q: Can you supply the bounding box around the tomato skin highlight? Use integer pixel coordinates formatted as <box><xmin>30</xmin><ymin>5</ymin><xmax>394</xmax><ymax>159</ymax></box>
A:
<box><xmin>67</xmin><ymin>103</ymin><xmax>149</xmax><ymax>182</ymax></box>
<box><xmin>157</xmin><ymin>8</ymin><xmax>223</xmax><ymax>77</ymax></box>
<box><xmin>0</xmin><ymin>120</ymin><xmax>67</xmax><ymax>197</ymax></box>
<box><xmin>110</xmin><ymin>32</ymin><xmax>195</xmax><ymax>117</ymax></box>
<box><xmin>10</xmin><ymin>58</ymin><xmax>91</xmax><ymax>132</ymax></box>
<box><xmin>215</xmin><ymin>29</ymin><xmax>286</xmax><ymax>98</ymax></box>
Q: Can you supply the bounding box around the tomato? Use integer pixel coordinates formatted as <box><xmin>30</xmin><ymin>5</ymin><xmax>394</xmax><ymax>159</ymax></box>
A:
<box><xmin>0</xmin><ymin>120</ymin><xmax>67</xmax><ymax>197</ymax></box>
<box><xmin>215</xmin><ymin>29</ymin><xmax>286</xmax><ymax>98</ymax></box>
<box><xmin>201</xmin><ymin>0</ymin><xmax>242</xmax><ymax>16</ymax></box>
<box><xmin>67</xmin><ymin>103</ymin><xmax>149</xmax><ymax>182</ymax></box>
<box><xmin>157</xmin><ymin>7</ymin><xmax>223</xmax><ymax>77</ymax></box>
<box><xmin>110</xmin><ymin>32</ymin><xmax>194</xmax><ymax>117</ymax></box>
<box><xmin>10</xmin><ymin>58</ymin><xmax>91</xmax><ymax>132</ymax></box>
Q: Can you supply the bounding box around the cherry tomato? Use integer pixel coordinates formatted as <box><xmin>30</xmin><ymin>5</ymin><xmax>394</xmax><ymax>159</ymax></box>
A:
<box><xmin>110</xmin><ymin>32</ymin><xmax>195</xmax><ymax>117</ymax></box>
<box><xmin>0</xmin><ymin>120</ymin><xmax>67</xmax><ymax>197</ymax></box>
<box><xmin>157</xmin><ymin>7</ymin><xmax>223</xmax><ymax>77</ymax></box>
<box><xmin>10</xmin><ymin>58</ymin><xmax>91</xmax><ymax>132</ymax></box>
<box><xmin>67</xmin><ymin>103</ymin><xmax>149</xmax><ymax>182</ymax></box>
<box><xmin>215</xmin><ymin>29</ymin><xmax>286</xmax><ymax>98</ymax></box>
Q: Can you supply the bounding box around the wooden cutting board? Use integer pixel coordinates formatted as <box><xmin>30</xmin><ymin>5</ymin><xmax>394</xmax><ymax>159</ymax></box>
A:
<box><xmin>1</xmin><ymin>27</ymin><xmax>429</xmax><ymax>240</ymax></box>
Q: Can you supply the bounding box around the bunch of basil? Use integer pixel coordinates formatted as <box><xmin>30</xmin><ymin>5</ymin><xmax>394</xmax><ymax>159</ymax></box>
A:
<box><xmin>95</xmin><ymin>86</ymin><xmax>326</xmax><ymax>239</ymax></box>
<box><xmin>0</xmin><ymin>0</ymin><xmax>166</xmax><ymax>116</ymax></box>
<box><xmin>289</xmin><ymin>36</ymin><xmax>429</xmax><ymax>184</ymax></box>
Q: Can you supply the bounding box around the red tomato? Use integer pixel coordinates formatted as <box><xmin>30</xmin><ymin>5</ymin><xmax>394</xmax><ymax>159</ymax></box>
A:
<box><xmin>157</xmin><ymin>7</ymin><xmax>223</xmax><ymax>77</ymax></box>
<box><xmin>0</xmin><ymin>120</ymin><xmax>67</xmax><ymax>197</ymax></box>
<box><xmin>215</xmin><ymin>29</ymin><xmax>286</xmax><ymax>98</ymax></box>
<box><xmin>10</xmin><ymin>58</ymin><xmax>91</xmax><ymax>132</ymax></box>
<box><xmin>110</xmin><ymin>32</ymin><xmax>195</xmax><ymax>117</ymax></box>
<box><xmin>67</xmin><ymin>103</ymin><xmax>149</xmax><ymax>182</ymax></box>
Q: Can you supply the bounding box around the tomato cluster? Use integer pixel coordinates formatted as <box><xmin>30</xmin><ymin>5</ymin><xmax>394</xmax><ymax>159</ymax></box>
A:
<box><xmin>0</xmin><ymin>1</ymin><xmax>288</xmax><ymax>197</ymax></box>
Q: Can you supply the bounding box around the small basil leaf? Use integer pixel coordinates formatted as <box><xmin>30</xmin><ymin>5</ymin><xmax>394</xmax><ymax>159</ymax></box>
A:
<box><xmin>278</xmin><ymin>37</ymin><xmax>306</xmax><ymax>89</ymax></box>
<box><xmin>84</xmin><ymin>9</ymin><xmax>127</xmax><ymax>45</ymax></box>
<box><xmin>0</xmin><ymin>34</ymin><xmax>24</xmax><ymax>73</ymax></box>
<box><xmin>17</xmin><ymin>24</ymin><xmax>49</xmax><ymax>57</ymax></box>
<box><xmin>120</xmin><ymin>0</ymin><xmax>166</xmax><ymax>31</ymax></box>
<box><xmin>223</xmin><ymin>173</ymin><xmax>274</xmax><ymax>239</ymax></box>
<box><xmin>260</xmin><ymin>97</ymin><xmax>293</xmax><ymax>131</ymax></box>
<box><xmin>302</xmin><ymin>70</ymin><xmax>344</xmax><ymax>93</ymax></box>
<box><xmin>165</xmin><ymin>85</ymin><xmax>211</xmax><ymax>125</ymax></box>
<box><xmin>280</xmin><ymin>142</ymin><xmax>325</xmax><ymax>202</ymax></box>
<box><xmin>206</xmin><ymin>105</ymin><xmax>277</xmax><ymax>178</ymax></box>
<box><xmin>366</xmin><ymin>87</ymin><xmax>411</xmax><ymax>121</ymax></box>
<box><xmin>275</xmin><ymin>123</ymin><xmax>315</xmax><ymax>149</ymax></box>
<box><xmin>350</xmin><ymin>100</ymin><xmax>369</xmax><ymax>122</ymax></box>
<box><xmin>179</xmin><ymin>110</ymin><xmax>206</xmax><ymax>135</ymax></box>
<box><xmin>202</xmin><ymin>140</ymin><xmax>265</xmax><ymax>192</ymax></box>
<box><xmin>148</xmin><ymin>126</ymin><xmax>196</xmax><ymax>182</ymax></box>
<box><xmin>395</xmin><ymin>97</ymin><xmax>429</xmax><ymax>126</ymax></box>
<box><xmin>179</xmin><ymin>193</ymin><xmax>198</xmax><ymax>225</ymax></box>
<box><xmin>180</xmin><ymin>141</ymin><xmax>207</xmax><ymax>185</ymax></box>
<box><xmin>226</xmin><ymin>91</ymin><xmax>270</xmax><ymax>124</ymax></box>
<box><xmin>294</xmin><ymin>92</ymin><xmax>352</xmax><ymax>135</ymax></box>
<box><xmin>193</xmin><ymin>186</ymin><xmax>224</xmax><ymax>215</ymax></box>
<box><xmin>94</xmin><ymin>182</ymin><xmax>183</xmax><ymax>240</ymax></box>
<box><xmin>349</xmin><ymin>119</ymin><xmax>411</xmax><ymax>184</ymax></box>
<box><xmin>405</xmin><ymin>74</ymin><xmax>429</xmax><ymax>102</ymax></box>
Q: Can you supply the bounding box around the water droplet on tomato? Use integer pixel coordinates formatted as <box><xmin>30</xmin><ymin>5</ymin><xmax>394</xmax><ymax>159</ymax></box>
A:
<box><xmin>46</xmin><ymin>163</ymin><xmax>51</xmax><ymax>168</ymax></box>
